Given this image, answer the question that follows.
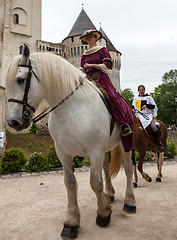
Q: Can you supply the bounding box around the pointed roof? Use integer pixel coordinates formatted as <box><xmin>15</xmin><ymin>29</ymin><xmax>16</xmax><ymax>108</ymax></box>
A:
<box><xmin>99</xmin><ymin>26</ymin><xmax>121</xmax><ymax>54</ymax></box>
<box><xmin>67</xmin><ymin>8</ymin><xmax>96</xmax><ymax>38</ymax></box>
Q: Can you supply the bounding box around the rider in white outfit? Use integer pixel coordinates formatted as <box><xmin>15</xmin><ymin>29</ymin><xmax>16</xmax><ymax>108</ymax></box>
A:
<box><xmin>132</xmin><ymin>85</ymin><xmax>164</xmax><ymax>150</ymax></box>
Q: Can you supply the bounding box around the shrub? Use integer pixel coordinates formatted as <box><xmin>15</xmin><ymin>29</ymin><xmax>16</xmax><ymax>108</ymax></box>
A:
<box><xmin>145</xmin><ymin>151</ymin><xmax>154</xmax><ymax>162</ymax></box>
<box><xmin>134</xmin><ymin>151</ymin><xmax>154</xmax><ymax>162</ymax></box>
<box><xmin>47</xmin><ymin>145</ymin><xmax>62</xmax><ymax>169</ymax></box>
<box><xmin>29</xmin><ymin>123</ymin><xmax>38</xmax><ymax>134</ymax></box>
<box><xmin>165</xmin><ymin>141</ymin><xmax>176</xmax><ymax>158</ymax></box>
<box><xmin>81</xmin><ymin>158</ymin><xmax>90</xmax><ymax>165</ymax></box>
<box><xmin>0</xmin><ymin>148</ymin><xmax>26</xmax><ymax>174</ymax></box>
<box><xmin>25</xmin><ymin>152</ymin><xmax>48</xmax><ymax>172</ymax></box>
<box><xmin>73</xmin><ymin>156</ymin><xmax>83</xmax><ymax>168</ymax></box>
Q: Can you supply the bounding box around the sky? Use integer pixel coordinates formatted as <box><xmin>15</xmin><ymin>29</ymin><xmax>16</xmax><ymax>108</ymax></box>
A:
<box><xmin>42</xmin><ymin>0</ymin><xmax>177</xmax><ymax>95</ymax></box>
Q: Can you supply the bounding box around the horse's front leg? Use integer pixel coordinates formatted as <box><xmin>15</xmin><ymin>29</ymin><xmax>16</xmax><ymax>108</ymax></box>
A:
<box><xmin>90</xmin><ymin>152</ymin><xmax>112</xmax><ymax>227</ymax></box>
<box><xmin>103</xmin><ymin>153</ymin><xmax>115</xmax><ymax>202</ymax></box>
<box><xmin>152</xmin><ymin>151</ymin><xmax>164</xmax><ymax>182</ymax></box>
<box><xmin>131</xmin><ymin>150</ymin><xmax>138</xmax><ymax>188</ymax></box>
<box><xmin>138</xmin><ymin>152</ymin><xmax>152</xmax><ymax>183</ymax></box>
<box><xmin>121</xmin><ymin>150</ymin><xmax>136</xmax><ymax>213</ymax></box>
<box><xmin>59</xmin><ymin>156</ymin><xmax>80</xmax><ymax>239</ymax></box>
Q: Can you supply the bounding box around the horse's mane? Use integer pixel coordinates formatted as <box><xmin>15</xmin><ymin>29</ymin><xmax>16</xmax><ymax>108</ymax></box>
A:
<box><xmin>6</xmin><ymin>52</ymin><xmax>97</xmax><ymax>100</ymax></box>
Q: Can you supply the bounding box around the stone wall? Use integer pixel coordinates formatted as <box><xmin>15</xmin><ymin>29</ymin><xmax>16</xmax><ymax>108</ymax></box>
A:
<box><xmin>0</xmin><ymin>86</ymin><xmax>6</xmax><ymax>154</ymax></box>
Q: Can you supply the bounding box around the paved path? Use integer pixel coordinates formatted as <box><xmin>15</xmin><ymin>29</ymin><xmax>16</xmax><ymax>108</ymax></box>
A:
<box><xmin>0</xmin><ymin>160</ymin><xmax>177</xmax><ymax>240</ymax></box>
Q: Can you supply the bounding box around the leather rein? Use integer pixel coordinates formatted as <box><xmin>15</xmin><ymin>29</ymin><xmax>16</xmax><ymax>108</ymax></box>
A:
<box><xmin>8</xmin><ymin>59</ymin><xmax>83</xmax><ymax>124</ymax></box>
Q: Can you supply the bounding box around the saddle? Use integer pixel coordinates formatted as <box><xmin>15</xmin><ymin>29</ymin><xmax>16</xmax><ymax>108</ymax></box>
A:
<box><xmin>98</xmin><ymin>88</ymin><xmax>115</xmax><ymax>136</ymax></box>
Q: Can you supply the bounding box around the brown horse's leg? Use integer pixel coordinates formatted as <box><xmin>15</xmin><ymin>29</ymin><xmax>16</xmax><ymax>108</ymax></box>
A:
<box><xmin>103</xmin><ymin>153</ymin><xmax>115</xmax><ymax>202</ymax></box>
<box><xmin>152</xmin><ymin>152</ymin><xmax>164</xmax><ymax>182</ymax></box>
<box><xmin>138</xmin><ymin>152</ymin><xmax>152</xmax><ymax>183</ymax></box>
<box><xmin>132</xmin><ymin>150</ymin><xmax>138</xmax><ymax>188</ymax></box>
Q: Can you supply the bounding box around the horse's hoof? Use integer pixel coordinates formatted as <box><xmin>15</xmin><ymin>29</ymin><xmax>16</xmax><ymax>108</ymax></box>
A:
<box><xmin>109</xmin><ymin>196</ymin><xmax>115</xmax><ymax>203</ymax></box>
<box><xmin>156</xmin><ymin>177</ymin><xmax>161</xmax><ymax>182</ymax></box>
<box><xmin>123</xmin><ymin>204</ymin><xmax>136</xmax><ymax>214</ymax></box>
<box><xmin>96</xmin><ymin>212</ymin><xmax>111</xmax><ymax>227</ymax></box>
<box><xmin>148</xmin><ymin>177</ymin><xmax>152</xmax><ymax>182</ymax></box>
<box><xmin>133</xmin><ymin>183</ymin><xmax>138</xmax><ymax>188</ymax></box>
<box><xmin>61</xmin><ymin>224</ymin><xmax>78</xmax><ymax>239</ymax></box>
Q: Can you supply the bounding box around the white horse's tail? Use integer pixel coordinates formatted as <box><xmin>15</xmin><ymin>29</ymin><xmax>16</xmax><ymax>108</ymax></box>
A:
<box><xmin>109</xmin><ymin>145</ymin><xmax>122</xmax><ymax>179</ymax></box>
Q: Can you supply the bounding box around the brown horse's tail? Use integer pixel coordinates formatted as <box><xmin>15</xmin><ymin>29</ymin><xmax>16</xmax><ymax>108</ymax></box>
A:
<box><xmin>109</xmin><ymin>145</ymin><xmax>122</xmax><ymax>179</ymax></box>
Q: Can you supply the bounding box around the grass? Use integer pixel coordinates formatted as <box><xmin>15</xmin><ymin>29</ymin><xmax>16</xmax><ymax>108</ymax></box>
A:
<box><xmin>6</xmin><ymin>131</ymin><xmax>54</xmax><ymax>157</ymax></box>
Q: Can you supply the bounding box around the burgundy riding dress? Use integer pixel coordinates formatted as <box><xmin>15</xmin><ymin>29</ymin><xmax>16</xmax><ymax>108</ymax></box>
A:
<box><xmin>81</xmin><ymin>47</ymin><xmax>134</xmax><ymax>152</ymax></box>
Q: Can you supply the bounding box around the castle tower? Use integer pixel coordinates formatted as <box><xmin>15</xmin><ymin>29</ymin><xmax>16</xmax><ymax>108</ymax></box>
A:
<box><xmin>62</xmin><ymin>7</ymin><xmax>121</xmax><ymax>91</ymax></box>
<box><xmin>99</xmin><ymin>26</ymin><xmax>121</xmax><ymax>90</ymax></box>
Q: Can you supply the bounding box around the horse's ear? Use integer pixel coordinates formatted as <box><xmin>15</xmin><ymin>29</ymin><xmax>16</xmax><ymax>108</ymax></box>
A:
<box><xmin>22</xmin><ymin>44</ymin><xmax>30</xmax><ymax>62</ymax></box>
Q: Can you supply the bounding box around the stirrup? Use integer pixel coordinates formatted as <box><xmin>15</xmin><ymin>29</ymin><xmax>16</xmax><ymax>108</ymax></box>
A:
<box><xmin>120</xmin><ymin>124</ymin><xmax>132</xmax><ymax>137</ymax></box>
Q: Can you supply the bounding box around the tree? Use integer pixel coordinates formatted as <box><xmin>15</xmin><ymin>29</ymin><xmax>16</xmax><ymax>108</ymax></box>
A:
<box><xmin>121</xmin><ymin>88</ymin><xmax>134</xmax><ymax>107</ymax></box>
<box><xmin>151</xmin><ymin>69</ymin><xmax>177</xmax><ymax>126</ymax></box>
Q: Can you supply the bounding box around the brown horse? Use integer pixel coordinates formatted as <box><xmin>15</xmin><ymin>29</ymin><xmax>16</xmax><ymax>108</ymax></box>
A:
<box><xmin>132</xmin><ymin>116</ymin><xmax>167</xmax><ymax>187</ymax></box>
<box><xmin>106</xmin><ymin>116</ymin><xmax>167</xmax><ymax>195</ymax></box>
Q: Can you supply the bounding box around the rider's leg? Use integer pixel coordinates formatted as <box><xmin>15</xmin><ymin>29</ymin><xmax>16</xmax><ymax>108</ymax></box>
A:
<box><xmin>150</xmin><ymin>118</ymin><xmax>164</xmax><ymax>149</ymax></box>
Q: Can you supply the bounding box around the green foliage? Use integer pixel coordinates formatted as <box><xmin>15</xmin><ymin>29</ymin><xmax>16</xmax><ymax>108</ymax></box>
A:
<box><xmin>25</xmin><ymin>152</ymin><xmax>48</xmax><ymax>172</ymax></box>
<box><xmin>121</xmin><ymin>88</ymin><xmax>135</xmax><ymax>107</ymax></box>
<box><xmin>29</xmin><ymin>123</ymin><xmax>38</xmax><ymax>134</ymax></box>
<box><xmin>0</xmin><ymin>148</ymin><xmax>26</xmax><ymax>174</ymax></box>
<box><xmin>73</xmin><ymin>156</ymin><xmax>83</xmax><ymax>168</ymax></box>
<box><xmin>151</xmin><ymin>69</ymin><xmax>177</xmax><ymax>125</ymax></box>
<box><xmin>81</xmin><ymin>158</ymin><xmax>90</xmax><ymax>165</ymax></box>
<box><xmin>47</xmin><ymin>145</ymin><xmax>62</xmax><ymax>169</ymax></box>
<box><xmin>134</xmin><ymin>151</ymin><xmax>139</xmax><ymax>161</ymax></box>
<box><xmin>134</xmin><ymin>151</ymin><xmax>154</xmax><ymax>162</ymax></box>
<box><xmin>145</xmin><ymin>151</ymin><xmax>154</xmax><ymax>162</ymax></box>
<box><xmin>165</xmin><ymin>141</ymin><xmax>176</xmax><ymax>158</ymax></box>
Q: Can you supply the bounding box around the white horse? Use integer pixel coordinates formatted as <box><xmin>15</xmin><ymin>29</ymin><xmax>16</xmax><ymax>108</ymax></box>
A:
<box><xmin>6</xmin><ymin>45</ymin><xmax>136</xmax><ymax>239</ymax></box>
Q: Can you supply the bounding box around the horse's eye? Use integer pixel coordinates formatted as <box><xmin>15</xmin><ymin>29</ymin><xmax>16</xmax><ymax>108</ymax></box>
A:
<box><xmin>16</xmin><ymin>77</ymin><xmax>25</xmax><ymax>84</ymax></box>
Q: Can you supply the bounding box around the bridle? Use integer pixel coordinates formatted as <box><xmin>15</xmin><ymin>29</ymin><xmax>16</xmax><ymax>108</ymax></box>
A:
<box><xmin>8</xmin><ymin>58</ymin><xmax>84</xmax><ymax>124</ymax></box>
<box><xmin>8</xmin><ymin>59</ymin><xmax>39</xmax><ymax>121</ymax></box>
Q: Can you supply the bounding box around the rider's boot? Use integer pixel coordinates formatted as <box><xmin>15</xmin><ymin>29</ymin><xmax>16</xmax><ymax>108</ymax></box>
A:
<box><xmin>153</xmin><ymin>130</ymin><xmax>165</xmax><ymax>150</ymax></box>
<box><xmin>120</xmin><ymin>124</ymin><xmax>132</xmax><ymax>137</ymax></box>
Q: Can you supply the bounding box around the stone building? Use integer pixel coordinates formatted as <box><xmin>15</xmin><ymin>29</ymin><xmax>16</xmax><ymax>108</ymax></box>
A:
<box><xmin>0</xmin><ymin>0</ymin><xmax>41</xmax><ymax>150</ymax></box>
<box><xmin>0</xmin><ymin>2</ymin><xmax>121</xmax><ymax>148</ymax></box>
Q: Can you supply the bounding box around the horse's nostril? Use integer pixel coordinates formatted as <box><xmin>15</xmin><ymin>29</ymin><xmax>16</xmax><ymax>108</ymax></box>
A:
<box><xmin>11</xmin><ymin>120</ymin><xmax>21</xmax><ymax>128</ymax></box>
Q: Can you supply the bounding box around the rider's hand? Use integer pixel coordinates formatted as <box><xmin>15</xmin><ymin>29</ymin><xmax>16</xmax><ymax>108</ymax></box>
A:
<box><xmin>84</xmin><ymin>63</ymin><xmax>92</xmax><ymax>68</ymax></box>
<box><xmin>141</xmin><ymin>105</ymin><xmax>147</xmax><ymax>110</ymax></box>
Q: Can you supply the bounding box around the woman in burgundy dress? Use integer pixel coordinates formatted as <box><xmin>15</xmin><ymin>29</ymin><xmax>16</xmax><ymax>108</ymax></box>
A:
<box><xmin>80</xmin><ymin>29</ymin><xmax>134</xmax><ymax>152</ymax></box>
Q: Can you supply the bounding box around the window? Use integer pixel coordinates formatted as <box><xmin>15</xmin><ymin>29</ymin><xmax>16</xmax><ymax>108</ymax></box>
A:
<box><xmin>19</xmin><ymin>45</ymin><xmax>23</xmax><ymax>54</ymax></box>
<box><xmin>77</xmin><ymin>46</ymin><xmax>80</xmax><ymax>56</ymax></box>
<box><xmin>74</xmin><ymin>47</ymin><xmax>76</xmax><ymax>56</ymax></box>
<box><xmin>13</xmin><ymin>8</ymin><xmax>27</xmax><ymax>25</ymax></box>
<box><xmin>14</xmin><ymin>14</ymin><xmax>19</xmax><ymax>24</ymax></box>
<box><xmin>81</xmin><ymin>46</ymin><xmax>84</xmax><ymax>54</ymax></box>
<box><xmin>71</xmin><ymin>36</ymin><xmax>74</xmax><ymax>42</ymax></box>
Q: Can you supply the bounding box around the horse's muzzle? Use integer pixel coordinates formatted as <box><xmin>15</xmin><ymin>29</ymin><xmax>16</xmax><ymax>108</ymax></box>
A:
<box><xmin>7</xmin><ymin>118</ymin><xmax>31</xmax><ymax>131</ymax></box>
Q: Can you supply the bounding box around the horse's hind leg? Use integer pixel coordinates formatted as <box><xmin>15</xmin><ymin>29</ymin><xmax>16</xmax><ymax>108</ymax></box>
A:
<box><xmin>132</xmin><ymin>150</ymin><xmax>138</xmax><ymax>188</ymax></box>
<box><xmin>90</xmin><ymin>152</ymin><xmax>112</xmax><ymax>227</ymax></box>
<box><xmin>103</xmin><ymin>153</ymin><xmax>115</xmax><ymax>202</ymax></box>
<box><xmin>121</xmin><ymin>149</ymin><xmax>136</xmax><ymax>213</ymax></box>
<box><xmin>152</xmin><ymin>152</ymin><xmax>164</xmax><ymax>182</ymax></box>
